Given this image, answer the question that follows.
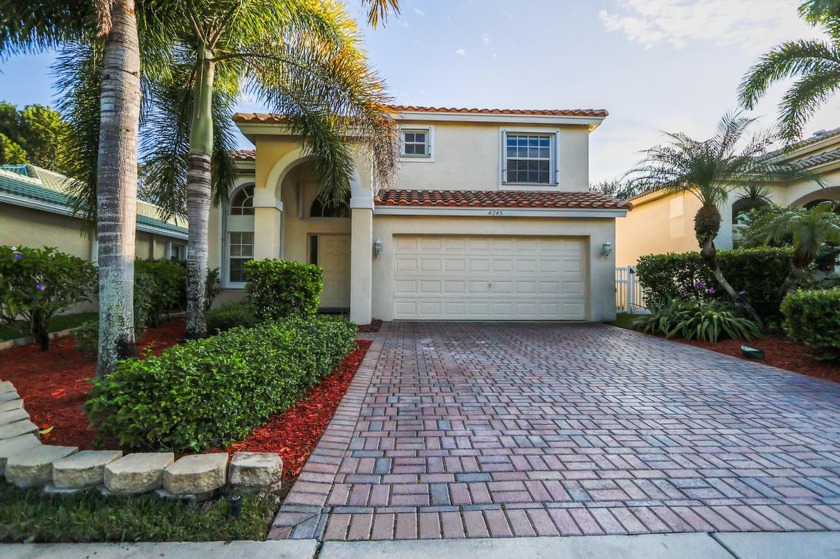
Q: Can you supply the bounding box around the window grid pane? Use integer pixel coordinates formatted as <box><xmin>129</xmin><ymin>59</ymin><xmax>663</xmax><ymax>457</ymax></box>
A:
<box><xmin>505</xmin><ymin>133</ymin><xmax>552</xmax><ymax>184</ymax></box>
<box><xmin>231</xmin><ymin>186</ymin><xmax>255</xmax><ymax>215</ymax></box>
<box><xmin>229</xmin><ymin>232</ymin><xmax>254</xmax><ymax>283</ymax></box>
<box><xmin>401</xmin><ymin>129</ymin><xmax>429</xmax><ymax>156</ymax></box>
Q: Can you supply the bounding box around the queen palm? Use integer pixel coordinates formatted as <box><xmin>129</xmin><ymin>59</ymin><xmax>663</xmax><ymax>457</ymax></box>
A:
<box><xmin>627</xmin><ymin>112</ymin><xmax>818</xmax><ymax>327</ymax></box>
<box><xmin>137</xmin><ymin>0</ymin><xmax>399</xmax><ymax>339</ymax></box>
<box><xmin>739</xmin><ymin>0</ymin><xmax>840</xmax><ymax>141</ymax></box>
<box><xmin>745</xmin><ymin>202</ymin><xmax>840</xmax><ymax>295</ymax></box>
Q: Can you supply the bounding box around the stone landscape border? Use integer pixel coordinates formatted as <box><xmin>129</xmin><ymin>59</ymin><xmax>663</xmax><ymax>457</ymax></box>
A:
<box><xmin>0</xmin><ymin>380</ymin><xmax>282</xmax><ymax>498</ymax></box>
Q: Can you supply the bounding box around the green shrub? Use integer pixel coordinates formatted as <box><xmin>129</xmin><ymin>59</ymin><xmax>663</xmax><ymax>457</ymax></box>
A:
<box><xmin>780</xmin><ymin>288</ymin><xmax>840</xmax><ymax>359</ymax></box>
<box><xmin>135</xmin><ymin>259</ymin><xmax>186</xmax><ymax>325</ymax></box>
<box><xmin>244</xmin><ymin>259</ymin><xmax>323</xmax><ymax>320</ymax></box>
<box><xmin>635</xmin><ymin>298</ymin><xmax>761</xmax><ymax>343</ymax></box>
<box><xmin>85</xmin><ymin>316</ymin><xmax>357</xmax><ymax>452</ymax></box>
<box><xmin>206</xmin><ymin>301</ymin><xmax>260</xmax><ymax>333</ymax></box>
<box><xmin>73</xmin><ymin>269</ymin><xmax>160</xmax><ymax>359</ymax></box>
<box><xmin>636</xmin><ymin>247</ymin><xmax>793</xmax><ymax>325</ymax></box>
<box><xmin>0</xmin><ymin>246</ymin><xmax>97</xmax><ymax>350</ymax></box>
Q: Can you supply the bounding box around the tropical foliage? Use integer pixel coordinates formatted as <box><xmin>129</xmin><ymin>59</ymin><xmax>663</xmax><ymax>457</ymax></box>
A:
<box><xmin>626</xmin><ymin>112</ymin><xmax>818</xmax><ymax>328</ymax></box>
<box><xmin>245</xmin><ymin>259</ymin><xmax>324</xmax><ymax>320</ymax></box>
<box><xmin>635</xmin><ymin>297</ymin><xmax>761</xmax><ymax>343</ymax></box>
<box><xmin>0</xmin><ymin>101</ymin><xmax>73</xmax><ymax>169</ymax></box>
<box><xmin>0</xmin><ymin>246</ymin><xmax>97</xmax><ymax>350</ymax></box>
<box><xmin>739</xmin><ymin>0</ymin><xmax>840</xmax><ymax>141</ymax></box>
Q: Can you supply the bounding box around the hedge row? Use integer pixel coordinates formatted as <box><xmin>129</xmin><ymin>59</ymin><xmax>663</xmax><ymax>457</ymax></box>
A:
<box><xmin>781</xmin><ymin>288</ymin><xmax>840</xmax><ymax>358</ymax></box>
<box><xmin>244</xmin><ymin>259</ymin><xmax>323</xmax><ymax>320</ymax></box>
<box><xmin>85</xmin><ymin>316</ymin><xmax>357</xmax><ymax>452</ymax></box>
<box><xmin>636</xmin><ymin>247</ymin><xmax>793</xmax><ymax>323</ymax></box>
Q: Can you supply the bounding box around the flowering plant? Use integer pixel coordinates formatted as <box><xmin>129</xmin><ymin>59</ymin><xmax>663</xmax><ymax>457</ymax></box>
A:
<box><xmin>0</xmin><ymin>245</ymin><xmax>97</xmax><ymax>350</ymax></box>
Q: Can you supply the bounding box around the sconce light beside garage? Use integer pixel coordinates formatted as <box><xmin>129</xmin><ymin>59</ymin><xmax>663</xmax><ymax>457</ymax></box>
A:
<box><xmin>600</xmin><ymin>241</ymin><xmax>613</xmax><ymax>257</ymax></box>
<box><xmin>374</xmin><ymin>238</ymin><xmax>383</xmax><ymax>257</ymax></box>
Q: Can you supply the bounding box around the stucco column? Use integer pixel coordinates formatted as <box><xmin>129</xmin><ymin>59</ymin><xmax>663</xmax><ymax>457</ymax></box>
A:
<box><xmin>350</xmin><ymin>187</ymin><xmax>374</xmax><ymax>325</ymax></box>
<box><xmin>253</xmin><ymin>189</ymin><xmax>283</xmax><ymax>259</ymax></box>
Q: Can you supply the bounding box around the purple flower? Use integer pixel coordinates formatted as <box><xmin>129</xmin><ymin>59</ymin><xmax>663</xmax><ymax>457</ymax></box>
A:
<box><xmin>738</xmin><ymin>290</ymin><xmax>747</xmax><ymax>296</ymax></box>
<box><xmin>13</xmin><ymin>253</ymin><xmax>21</xmax><ymax>260</ymax></box>
<box><xmin>694</xmin><ymin>281</ymin><xmax>706</xmax><ymax>289</ymax></box>
<box><xmin>706</xmin><ymin>288</ymin><xmax>716</xmax><ymax>294</ymax></box>
<box><xmin>36</xmin><ymin>284</ymin><xmax>45</xmax><ymax>291</ymax></box>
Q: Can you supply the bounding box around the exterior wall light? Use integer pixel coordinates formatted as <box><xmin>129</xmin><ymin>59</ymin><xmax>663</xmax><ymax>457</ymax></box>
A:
<box><xmin>601</xmin><ymin>241</ymin><xmax>613</xmax><ymax>257</ymax></box>
<box><xmin>374</xmin><ymin>238</ymin><xmax>383</xmax><ymax>257</ymax></box>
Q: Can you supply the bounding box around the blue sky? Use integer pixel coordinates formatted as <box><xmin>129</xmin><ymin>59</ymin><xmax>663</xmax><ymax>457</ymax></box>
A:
<box><xmin>2</xmin><ymin>0</ymin><xmax>838</xmax><ymax>182</ymax></box>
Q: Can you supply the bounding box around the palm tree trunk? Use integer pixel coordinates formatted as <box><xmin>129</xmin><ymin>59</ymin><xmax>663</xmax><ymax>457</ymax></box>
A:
<box><xmin>700</xmin><ymin>239</ymin><xmax>765</xmax><ymax>330</ymax></box>
<box><xmin>185</xmin><ymin>46</ymin><xmax>215</xmax><ymax>339</ymax></box>
<box><xmin>96</xmin><ymin>0</ymin><xmax>141</xmax><ymax>377</ymax></box>
<box><xmin>780</xmin><ymin>265</ymin><xmax>806</xmax><ymax>297</ymax></box>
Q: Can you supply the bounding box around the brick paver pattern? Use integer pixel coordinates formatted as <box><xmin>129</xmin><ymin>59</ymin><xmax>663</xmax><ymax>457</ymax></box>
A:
<box><xmin>271</xmin><ymin>322</ymin><xmax>840</xmax><ymax>540</ymax></box>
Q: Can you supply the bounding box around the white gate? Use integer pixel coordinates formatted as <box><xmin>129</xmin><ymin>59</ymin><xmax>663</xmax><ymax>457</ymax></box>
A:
<box><xmin>615</xmin><ymin>266</ymin><xmax>647</xmax><ymax>314</ymax></box>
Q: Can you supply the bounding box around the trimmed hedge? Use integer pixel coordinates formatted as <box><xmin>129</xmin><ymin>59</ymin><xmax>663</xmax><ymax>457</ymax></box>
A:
<box><xmin>781</xmin><ymin>288</ymin><xmax>840</xmax><ymax>358</ymax></box>
<box><xmin>134</xmin><ymin>259</ymin><xmax>186</xmax><ymax>326</ymax></box>
<box><xmin>636</xmin><ymin>247</ymin><xmax>793</xmax><ymax>323</ymax></box>
<box><xmin>85</xmin><ymin>316</ymin><xmax>357</xmax><ymax>452</ymax></box>
<box><xmin>245</xmin><ymin>259</ymin><xmax>323</xmax><ymax>320</ymax></box>
<box><xmin>206</xmin><ymin>301</ymin><xmax>260</xmax><ymax>333</ymax></box>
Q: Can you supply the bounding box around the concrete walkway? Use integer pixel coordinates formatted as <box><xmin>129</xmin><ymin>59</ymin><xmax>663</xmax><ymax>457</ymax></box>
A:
<box><xmin>272</xmin><ymin>322</ymin><xmax>840</xmax><ymax>540</ymax></box>
<box><xmin>3</xmin><ymin>532</ymin><xmax>840</xmax><ymax>558</ymax></box>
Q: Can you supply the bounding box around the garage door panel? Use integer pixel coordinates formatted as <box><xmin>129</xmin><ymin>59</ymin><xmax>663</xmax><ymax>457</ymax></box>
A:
<box><xmin>394</xmin><ymin>235</ymin><xmax>586</xmax><ymax>320</ymax></box>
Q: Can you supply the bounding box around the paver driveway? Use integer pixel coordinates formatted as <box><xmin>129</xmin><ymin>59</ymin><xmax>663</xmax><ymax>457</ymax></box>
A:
<box><xmin>271</xmin><ymin>322</ymin><xmax>840</xmax><ymax>541</ymax></box>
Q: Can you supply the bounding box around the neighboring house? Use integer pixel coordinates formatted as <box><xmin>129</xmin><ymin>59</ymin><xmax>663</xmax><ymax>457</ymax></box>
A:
<box><xmin>215</xmin><ymin>105</ymin><xmax>629</xmax><ymax>323</ymax></box>
<box><xmin>0</xmin><ymin>164</ymin><xmax>188</xmax><ymax>262</ymax></box>
<box><xmin>616</xmin><ymin>128</ymin><xmax>840</xmax><ymax>267</ymax></box>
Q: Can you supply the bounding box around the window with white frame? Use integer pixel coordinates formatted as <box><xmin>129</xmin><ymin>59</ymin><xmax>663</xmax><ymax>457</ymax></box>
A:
<box><xmin>230</xmin><ymin>185</ymin><xmax>254</xmax><ymax>215</ymax></box>
<box><xmin>503</xmin><ymin>132</ymin><xmax>555</xmax><ymax>185</ymax></box>
<box><xmin>228</xmin><ymin>232</ymin><xmax>254</xmax><ymax>283</ymax></box>
<box><xmin>400</xmin><ymin>128</ymin><xmax>431</xmax><ymax>157</ymax></box>
<box><xmin>168</xmin><ymin>242</ymin><xmax>186</xmax><ymax>261</ymax></box>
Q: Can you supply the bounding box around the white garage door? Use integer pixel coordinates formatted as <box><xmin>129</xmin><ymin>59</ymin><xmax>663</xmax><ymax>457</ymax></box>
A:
<box><xmin>394</xmin><ymin>235</ymin><xmax>586</xmax><ymax>320</ymax></box>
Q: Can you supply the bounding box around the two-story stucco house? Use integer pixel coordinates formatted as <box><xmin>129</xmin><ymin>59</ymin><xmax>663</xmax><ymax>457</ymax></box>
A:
<box><xmin>211</xmin><ymin>105</ymin><xmax>629</xmax><ymax>324</ymax></box>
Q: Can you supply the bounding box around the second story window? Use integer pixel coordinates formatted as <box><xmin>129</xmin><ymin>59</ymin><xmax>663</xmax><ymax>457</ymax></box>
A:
<box><xmin>400</xmin><ymin>128</ymin><xmax>431</xmax><ymax>158</ymax></box>
<box><xmin>504</xmin><ymin>132</ymin><xmax>555</xmax><ymax>185</ymax></box>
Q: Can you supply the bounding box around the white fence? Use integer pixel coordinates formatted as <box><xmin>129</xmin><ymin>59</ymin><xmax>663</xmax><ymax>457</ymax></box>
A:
<box><xmin>615</xmin><ymin>266</ymin><xmax>648</xmax><ymax>314</ymax></box>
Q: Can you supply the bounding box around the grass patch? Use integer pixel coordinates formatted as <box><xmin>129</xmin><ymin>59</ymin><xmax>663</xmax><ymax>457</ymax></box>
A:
<box><xmin>0</xmin><ymin>482</ymin><xmax>278</xmax><ymax>543</ymax></box>
<box><xmin>0</xmin><ymin>312</ymin><xmax>97</xmax><ymax>342</ymax></box>
<box><xmin>609</xmin><ymin>313</ymin><xmax>641</xmax><ymax>331</ymax></box>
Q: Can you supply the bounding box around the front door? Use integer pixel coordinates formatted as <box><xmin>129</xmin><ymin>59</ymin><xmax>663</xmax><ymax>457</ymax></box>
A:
<box><xmin>309</xmin><ymin>234</ymin><xmax>351</xmax><ymax>309</ymax></box>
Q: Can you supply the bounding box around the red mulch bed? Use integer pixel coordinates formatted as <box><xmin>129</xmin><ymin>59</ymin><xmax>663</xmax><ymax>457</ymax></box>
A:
<box><xmin>0</xmin><ymin>321</ymin><xmax>371</xmax><ymax>481</ymax></box>
<box><xmin>209</xmin><ymin>339</ymin><xmax>371</xmax><ymax>480</ymax></box>
<box><xmin>357</xmin><ymin>319</ymin><xmax>383</xmax><ymax>333</ymax></box>
<box><xmin>0</xmin><ymin>320</ymin><xmax>185</xmax><ymax>449</ymax></box>
<box><xmin>676</xmin><ymin>335</ymin><xmax>840</xmax><ymax>383</ymax></box>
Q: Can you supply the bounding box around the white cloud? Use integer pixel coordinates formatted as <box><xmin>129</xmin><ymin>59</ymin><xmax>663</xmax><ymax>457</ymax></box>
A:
<box><xmin>481</xmin><ymin>33</ymin><xmax>491</xmax><ymax>46</ymax></box>
<box><xmin>413</xmin><ymin>7</ymin><xmax>425</xmax><ymax>16</ymax></box>
<box><xmin>454</xmin><ymin>48</ymin><xmax>466</xmax><ymax>56</ymax></box>
<box><xmin>599</xmin><ymin>0</ymin><xmax>823</xmax><ymax>55</ymax></box>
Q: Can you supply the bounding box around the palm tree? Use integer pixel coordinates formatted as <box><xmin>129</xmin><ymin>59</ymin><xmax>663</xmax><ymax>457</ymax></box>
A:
<box><xmin>1</xmin><ymin>1</ymin><xmax>149</xmax><ymax>375</ymax></box>
<box><xmin>745</xmin><ymin>201</ymin><xmax>840</xmax><ymax>295</ymax></box>
<box><xmin>140</xmin><ymin>0</ymin><xmax>399</xmax><ymax>339</ymax></box>
<box><xmin>739</xmin><ymin>0</ymin><xmax>840</xmax><ymax>141</ymax></box>
<box><xmin>626</xmin><ymin>112</ymin><xmax>819</xmax><ymax>327</ymax></box>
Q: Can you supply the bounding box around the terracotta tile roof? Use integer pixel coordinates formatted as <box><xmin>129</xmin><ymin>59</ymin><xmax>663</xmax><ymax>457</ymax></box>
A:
<box><xmin>374</xmin><ymin>189</ymin><xmax>630</xmax><ymax>209</ymax></box>
<box><xmin>233</xmin><ymin>105</ymin><xmax>608</xmax><ymax>123</ymax></box>
<box><xmin>389</xmin><ymin>105</ymin><xmax>608</xmax><ymax>117</ymax></box>
<box><xmin>231</xmin><ymin>149</ymin><xmax>256</xmax><ymax>161</ymax></box>
<box><xmin>796</xmin><ymin>146</ymin><xmax>840</xmax><ymax>168</ymax></box>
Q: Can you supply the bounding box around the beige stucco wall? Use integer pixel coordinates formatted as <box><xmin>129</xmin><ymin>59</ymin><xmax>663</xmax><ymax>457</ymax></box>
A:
<box><xmin>370</xmin><ymin>215</ymin><xmax>617</xmax><ymax>322</ymax></box>
<box><xmin>615</xmin><ymin>191</ymin><xmax>703</xmax><ymax>267</ymax></box>
<box><xmin>0</xmin><ymin>204</ymin><xmax>92</xmax><ymax>258</ymax></box>
<box><xmin>395</xmin><ymin>121</ymin><xmax>590</xmax><ymax>192</ymax></box>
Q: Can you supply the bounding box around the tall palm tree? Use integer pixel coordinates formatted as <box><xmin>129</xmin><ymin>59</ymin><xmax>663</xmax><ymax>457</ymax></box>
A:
<box><xmin>745</xmin><ymin>201</ymin><xmax>840</xmax><ymax>295</ymax></box>
<box><xmin>1</xmin><ymin>1</ymin><xmax>150</xmax><ymax>375</ymax></box>
<box><xmin>140</xmin><ymin>0</ymin><xmax>399</xmax><ymax>339</ymax></box>
<box><xmin>626</xmin><ymin>112</ymin><xmax>819</xmax><ymax>327</ymax></box>
<box><xmin>739</xmin><ymin>0</ymin><xmax>840</xmax><ymax>141</ymax></box>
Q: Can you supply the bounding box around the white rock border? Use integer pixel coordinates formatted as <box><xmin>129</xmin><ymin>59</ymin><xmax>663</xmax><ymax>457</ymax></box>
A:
<box><xmin>0</xmin><ymin>379</ymin><xmax>282</xmax><ymax>499</ymax></box>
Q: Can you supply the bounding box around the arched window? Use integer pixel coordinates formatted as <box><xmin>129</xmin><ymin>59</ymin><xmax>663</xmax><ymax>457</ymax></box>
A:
<box><xmin>309</xmin><ymin>194</ymin><xmax>350</xmax><ymax>218</ymax></box>
<box><xmin>230</xmin><ymin>185</ymin><xmax>254</xmax><ymax>215</ymax></box>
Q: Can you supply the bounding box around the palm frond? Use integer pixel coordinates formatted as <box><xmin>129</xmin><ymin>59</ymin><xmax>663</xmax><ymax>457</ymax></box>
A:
<box><xmin>0</xmin><ymin>0</ymin><xmax>94</xmax><ymax>58</ymax></box>
<box><xmin>360</xmin><ymin>0</ymin><xmax>400</xmax><ymax>28</ymax></box>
